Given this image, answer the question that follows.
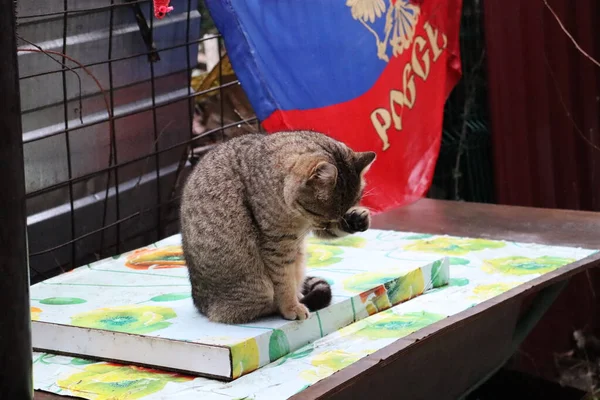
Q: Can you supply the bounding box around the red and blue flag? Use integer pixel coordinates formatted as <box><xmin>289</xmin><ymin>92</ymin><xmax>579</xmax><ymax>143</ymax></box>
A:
<box><xmin>206</xmin><ymin>0</ymin><xmax>463</xmax><ymax>213</ymax></box>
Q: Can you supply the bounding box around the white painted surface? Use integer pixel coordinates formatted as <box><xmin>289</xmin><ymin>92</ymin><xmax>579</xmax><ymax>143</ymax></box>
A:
<box><xmin>33</xmin><ymin>322</ymin><xmax>232</xmax><ymax>378</ymax></box>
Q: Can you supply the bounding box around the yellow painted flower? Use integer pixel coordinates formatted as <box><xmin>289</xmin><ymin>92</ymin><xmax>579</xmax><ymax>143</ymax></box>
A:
<box><xmin>345</xmin><ymin>268</ymin><xmax>425</xmax><ymax>305</ymax></box>
<box><xmin>299</xmin><ymin>349</ymin><xmax>372</xmax><ymax>383</ymax></box>
<box><xmin>125</xmin><ymin>245</ymin><xmax>186</xmax><ymax>270</ymax></box>
<box><xmin>352</xmin><ymin>311</ymin><xmax>445</xmax><ymax>340</ymax></box>
<box><xmin>57</xmin><ymin>363</ymin><xmax>193</xmax><ymax>399</ymax></box>
<box><xmin>230</xmin><ymin>338</ymin><xmax>260</xmax><ymax>379</ymax></box>
<box><xmin>310</xmin><ymin>349</ymin><xmax>367</xmax><ymax>369</ymax></box>
<box><xmin>403</xmin><ymin>237</ymin><xmax>505</xmax><ymax>255</ymax></box>
<box><xmin>470</xmin><ymin>283</ymin><xmax>521</xmax><ymax>301</ymax></box>
<box><xmin>306</xmin><ymin>244</ymin><xmax>344</xmax><ymax>268</ymax></box>
<box><xmin>31</xmin><ymin>307</ymin><xmax>42</xmax><ymax>321</ymax></box>
<box><xmin>308</xmin><ymin>235</ymin><xmax>368</xmax><ymax>248</ymax></box>
<box><xmin>387</xmin><ymin>268</ymin><xmax>425</xmax><ymax>304</ymax></box>
<box><xmin>71</xmin><ymin>306</ymin><xmax>176</xmax><ymax>334</ymax></box>
<box><xmin>482</xmin><ymin>256</ymin><xmax>575</xmax><ymax>276</ymax></box>
<box><xmin>344</xmin><ymin>271</ymin><xmax>396</xmax><ymax>293</ymax></box>
<box><xmin>299</xmin><ymin>366</ymin><xmax>335</xmax><ymax>384</ymax></box>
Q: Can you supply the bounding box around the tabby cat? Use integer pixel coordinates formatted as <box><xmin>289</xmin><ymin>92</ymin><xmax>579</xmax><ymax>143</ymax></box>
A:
<box><xmin>180</xmin><ymin>131</ymin><xmax>375</xmax><ymax>323</ymax></box>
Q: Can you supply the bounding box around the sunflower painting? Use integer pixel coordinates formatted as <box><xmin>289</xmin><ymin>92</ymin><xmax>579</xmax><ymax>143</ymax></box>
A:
<box><xmin>57</xmin><ymin>363</ymin><xmax>193</xmax><ymax>399</ymax></box>
<box><xmin>70</xmin><ymin>305</ymin><xmax>176</xmax><ymax>335</ymax></box>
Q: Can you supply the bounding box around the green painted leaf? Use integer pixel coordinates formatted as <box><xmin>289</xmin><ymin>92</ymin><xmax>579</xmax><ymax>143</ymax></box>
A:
<box><xmin>288</xmin><ymin>346</ymin><xmax>314</xmax><ymax>359</ymax></box>
<box><xmin>268</xmin><ymin>329</ymin><xmax>290</xmax><ymax>362</ymax></box>
<box><xmin>40</xmin><ymin>297</ymin><xmax>87</xmax><ymax>305</ymax></box>
<box><xmin>150</xmin><ymin>292</ymin><xmax>191</xmax><ymax>302</ymax></box>
<box><xmin>70</xmin><ymin>357</ymin><xmax>96</xmax><ymax>366</ymax></box>
<box><xmin>38</xmin><ymin>354</ymin><xmax>76</xmax><ymax>366</ymax></box>
<box><xmin>404</xmin><ymin>234</ymin><xmax>434</xmax><ymax>240</ymax></box>
<box><xmin>276</xmin><ymin>345</ymin><xmax>314</xmax><ymax>366</ymax></box>
<box><xmin>449</xmin><ymin>257</ymin><xmax>470</xmax><ymax>265</ymax></box>
<box><xmin>450</xmin><ymin>278</ymin><xmax>470</xmax><ymax>287</ymax></box>
<box><xmin>39</xmin><ymin>354</ymin><xmax>58</xmax><ymax>365</ymax></box>
<box><xmin>431</xmin><ymin>260</ymin><xmax>449</xmax><ymax>287</ymax></box>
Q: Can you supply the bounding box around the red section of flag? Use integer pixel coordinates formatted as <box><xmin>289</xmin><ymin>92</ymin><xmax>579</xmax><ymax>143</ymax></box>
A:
<box><xmin>263</xmin><ymin>4</ymin><xmax>462</xmax><ymax>213</ymax></box>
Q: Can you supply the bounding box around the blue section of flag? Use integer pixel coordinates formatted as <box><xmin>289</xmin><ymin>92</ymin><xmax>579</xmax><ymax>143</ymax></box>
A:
<box><xmin>205</xmin><ymin>0</ymin><xmax>388</xmax><ymax>120</ymax></box>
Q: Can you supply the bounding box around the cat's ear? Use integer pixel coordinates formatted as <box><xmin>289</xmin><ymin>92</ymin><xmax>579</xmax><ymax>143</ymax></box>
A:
<box><xmin>308</xmin><ymin>161</ymin><xmax>338</xmax><ymax>188</ymax></box>
<box><xmin>355</xmin><ymin>151</ymin><xmax>376</xmax><ymax>174</ymax></box>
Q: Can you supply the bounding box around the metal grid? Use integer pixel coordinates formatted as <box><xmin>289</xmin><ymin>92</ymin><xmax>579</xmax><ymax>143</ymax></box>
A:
<box><xmin>16</xmin><ymin>0</ymin><xmax>259</xmax><ymax>283</ymax></box>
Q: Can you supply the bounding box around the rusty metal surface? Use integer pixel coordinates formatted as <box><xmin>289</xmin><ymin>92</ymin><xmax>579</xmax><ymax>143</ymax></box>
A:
<box><xmin>295</xmin><ymin>198</ymin><xmax>600</xmax><ymax>399</ymax></box>
<box><xmin>484</xmin><ymin>0</ymin><xmax>600</xmax><ymax>210</ymax></box>
<box><xmin>483</xmin><ymin>0</ymin><xmax>600</xmax><ymax>381</ymax></box>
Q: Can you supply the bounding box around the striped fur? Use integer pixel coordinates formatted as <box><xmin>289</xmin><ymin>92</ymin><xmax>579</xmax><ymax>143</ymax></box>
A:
<box><xmin>180</xmin><ymin>131</ymin><xmax>375</xmax><ymax>324</ymax></box>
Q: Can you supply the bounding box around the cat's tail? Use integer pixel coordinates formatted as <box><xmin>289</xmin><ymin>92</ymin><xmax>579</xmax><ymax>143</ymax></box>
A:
<box><xmin>300</xmin><ymin>276</ymin><xmax>332</xmax><ymax>311</ymax></box>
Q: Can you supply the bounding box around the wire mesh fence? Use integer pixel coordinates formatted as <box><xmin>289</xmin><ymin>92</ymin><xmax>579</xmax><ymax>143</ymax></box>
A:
<box><xmin>16</xmin><ymin>0</ymin><xmax>491</xmax><ymax>283</ymax></box>
<box><xmin>16</xmin><ymin>0</ymin><xmax>259</xmax><ymax>282</ymax></box>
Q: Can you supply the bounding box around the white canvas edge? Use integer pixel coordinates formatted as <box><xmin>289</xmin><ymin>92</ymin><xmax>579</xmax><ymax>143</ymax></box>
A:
<box><xmin>32</xmin><ymin>321</ymin><xmax>233</xmax><ymax>380</ymax></box>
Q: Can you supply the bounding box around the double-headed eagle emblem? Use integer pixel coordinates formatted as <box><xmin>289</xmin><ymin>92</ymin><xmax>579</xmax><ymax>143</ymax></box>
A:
<box><xmin>346</xmin><ymin>0</ymin><xmax>421</xmax><ymax>62</ymax></box>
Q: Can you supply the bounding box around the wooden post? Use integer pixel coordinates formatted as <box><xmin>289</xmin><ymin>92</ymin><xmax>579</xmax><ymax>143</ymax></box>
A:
<box><xmin>0</xmin><ymin>1</ymin><xmax>33</xmax><ymax>398</ymax></box>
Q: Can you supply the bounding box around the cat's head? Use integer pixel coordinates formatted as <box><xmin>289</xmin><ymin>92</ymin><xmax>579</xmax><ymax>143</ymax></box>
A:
<box><xmin>288</xmin><ymin>140</ymin><xmax>376</xmax><ymax>226</ymax></box>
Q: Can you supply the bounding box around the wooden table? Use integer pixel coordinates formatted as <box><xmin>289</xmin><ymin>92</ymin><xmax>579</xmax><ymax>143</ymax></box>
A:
<box><xmin>34</xmin><ymin>199</ymin><xmax>600</xmax><ymax>400</ymax></box>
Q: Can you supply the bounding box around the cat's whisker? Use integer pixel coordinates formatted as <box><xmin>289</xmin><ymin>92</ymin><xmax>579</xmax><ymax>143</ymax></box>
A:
<box><xmin>361</xmin><ymin>188</ymin><xmax>377</xmax><ymax>198</ymax></box>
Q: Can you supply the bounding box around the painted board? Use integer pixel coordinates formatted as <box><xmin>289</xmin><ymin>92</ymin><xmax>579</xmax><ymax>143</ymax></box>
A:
<box><xmin>32</xmin><ymin>230</ymin><xmax>598</xmax><ymax>399</ymax></box>
<box><xmin>30</xmin><ymin>230</ymin><xmax>449</xmax><ymax>380</ymax></box>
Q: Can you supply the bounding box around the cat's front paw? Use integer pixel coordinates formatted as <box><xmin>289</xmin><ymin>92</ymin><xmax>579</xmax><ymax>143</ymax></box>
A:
<box><xmin>280</xmin><ymin>302</ymin><xmax>310</xmax><ymax>321</ymax></box>
<box><xmin>341</xmin><ymin>207</ymin><xmax>370</xmax><ymax>233</ymax></box>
